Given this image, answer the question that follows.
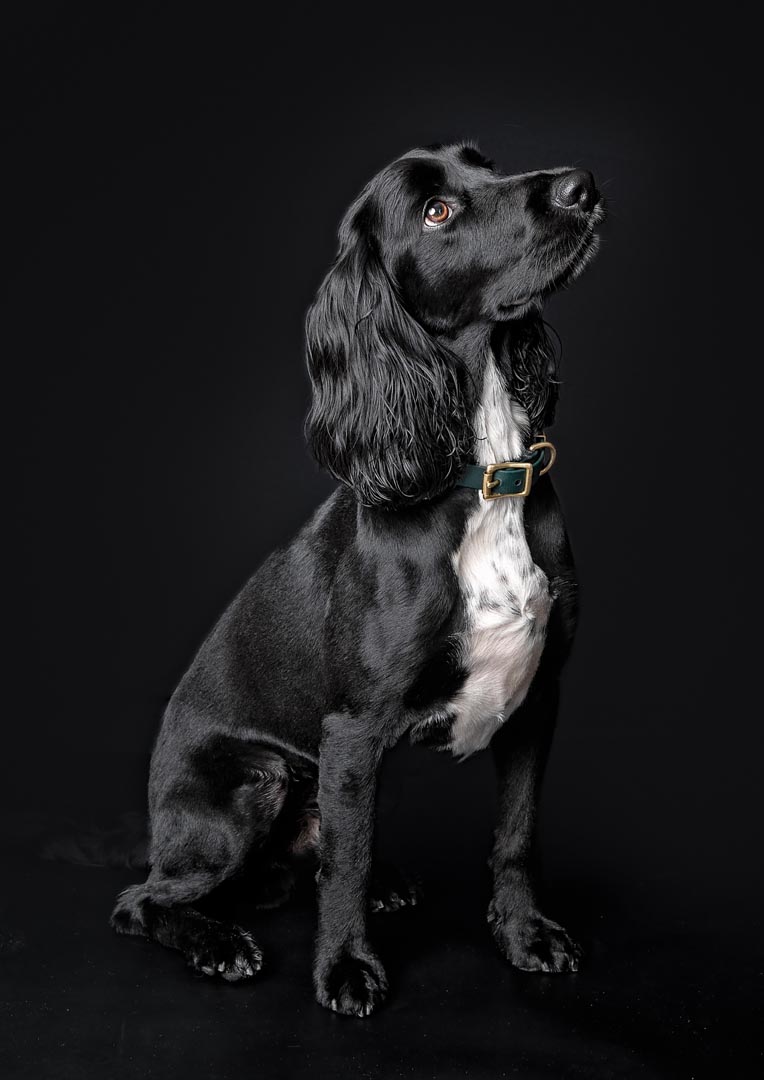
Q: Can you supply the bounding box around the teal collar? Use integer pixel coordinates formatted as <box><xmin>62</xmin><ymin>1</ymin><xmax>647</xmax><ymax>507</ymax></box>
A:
<box><xmin>456</xmin><ymin>438</ymin><xmax>556</xmax><ymax>500</ymax></box>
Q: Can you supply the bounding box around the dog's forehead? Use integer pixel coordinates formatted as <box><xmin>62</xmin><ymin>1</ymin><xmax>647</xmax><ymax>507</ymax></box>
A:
<box><xmin>382</xmin><ymin>144</ymin><xmax>498</xmax><ymax>203</ymax></box>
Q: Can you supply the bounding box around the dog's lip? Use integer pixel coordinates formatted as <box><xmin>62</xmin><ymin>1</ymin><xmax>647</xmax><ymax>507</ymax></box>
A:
<box><xmin>498</xmin><ymin>296</ymin><xmax>534</xmax><ymax>312</ymax></box>
<box><xmin>565</xmin><ymin>195</ymin><xmax>606</xmax><ymax>225</ymax></box>
<box><xmin>589</xmin><ymin>195</ymin><xmax>607</xmax><ymax>223</ymax></box>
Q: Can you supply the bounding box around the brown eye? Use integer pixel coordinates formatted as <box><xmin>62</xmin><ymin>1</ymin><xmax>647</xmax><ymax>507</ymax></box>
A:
<box><xmin>424</xmin><ymin>199</ymin><xmax>452</xmax><ymax>227</ymax></box>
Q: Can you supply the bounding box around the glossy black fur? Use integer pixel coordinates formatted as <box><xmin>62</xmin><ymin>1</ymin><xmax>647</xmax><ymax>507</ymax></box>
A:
<box><xmin>111</xmin><ymin>143</ymin><xmax>603</xmax><ymax>1016</ymax></box>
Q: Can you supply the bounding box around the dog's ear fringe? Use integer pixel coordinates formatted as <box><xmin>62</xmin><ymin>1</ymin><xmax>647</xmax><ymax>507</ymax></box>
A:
<box><xmin>305</xmin><ymin>233</ymin><xmax>474</xmax><ymax>509</ymax></box>
<box><xmin>496</xmin><ymin>316</ymin><xmax>560</xmax><ymax>433</ymax></box>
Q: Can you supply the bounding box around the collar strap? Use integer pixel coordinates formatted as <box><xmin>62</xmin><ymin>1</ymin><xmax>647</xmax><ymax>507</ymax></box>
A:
<box><xmin>457</xmin><ymin>438</ymin><xmax>556</xmax><ymax>500</ymax></box>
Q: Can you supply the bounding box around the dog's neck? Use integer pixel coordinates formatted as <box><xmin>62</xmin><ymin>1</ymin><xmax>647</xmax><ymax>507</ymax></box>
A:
<box><xmin>438</xmin><ymin>323</ymin><xmax>493</xmax><ymax>385</ymax></box>
<box><xmin>435</xmin><ymin>317</ymin><xmax>554</xmax><ymax>442</ymax></box>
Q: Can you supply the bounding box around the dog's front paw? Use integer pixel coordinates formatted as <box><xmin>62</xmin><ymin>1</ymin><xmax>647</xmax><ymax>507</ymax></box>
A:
<box><xmin>315</xmin><ymin>949</ymin><xmax>388</xmax><ymax>1017</ymax></box>
<box><xmin>488</xmin><ymin>902</ymin><xmax>582</xmax><ymax>973</ymax></box>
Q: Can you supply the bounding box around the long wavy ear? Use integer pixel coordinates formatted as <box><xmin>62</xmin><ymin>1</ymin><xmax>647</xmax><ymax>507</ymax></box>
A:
<box><xmin>305</xmin><ymin>221</ymin><xmax>473</xmax><ymax>509</ymax></box>
<box><xmin>495</xmin><ymin>314</ymin><xmax>560</xmax><ymax>434</ymax></box>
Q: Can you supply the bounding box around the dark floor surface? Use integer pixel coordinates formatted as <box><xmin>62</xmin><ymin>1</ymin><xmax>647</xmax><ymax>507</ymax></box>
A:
<box><xmin>1</xmin><ymin>743</ymin><xmax>762</xmax><ymax>1080</ymax></box>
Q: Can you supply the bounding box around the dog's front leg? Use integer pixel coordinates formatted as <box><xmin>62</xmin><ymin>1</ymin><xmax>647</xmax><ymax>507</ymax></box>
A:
<box><xmin>488</xmin><ymin>681</ymin><xmax>582</xmax><ymax>973</ymax></box>
<box><xmin>314</xmin><ymin>711</ymin><xmax>387</xmax><ymax>1017</ymax></box>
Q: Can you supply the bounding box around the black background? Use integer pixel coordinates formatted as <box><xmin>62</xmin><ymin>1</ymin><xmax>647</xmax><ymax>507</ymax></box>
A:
<box><xmin>2</xmin><ymin>6</ymin><xmax>761</xmax><ymax>1079</ymax></box>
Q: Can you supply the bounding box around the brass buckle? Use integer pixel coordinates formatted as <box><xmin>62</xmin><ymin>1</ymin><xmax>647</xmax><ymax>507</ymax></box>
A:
<box><xmin>529</xmin><ymin>434</ymin><xmax>557</xmax><ymax>477</ymax></box>
<box><xmin>482</xmin><ymin>461</ymin><xmax>533</xmax><ymax>500</ymax></box>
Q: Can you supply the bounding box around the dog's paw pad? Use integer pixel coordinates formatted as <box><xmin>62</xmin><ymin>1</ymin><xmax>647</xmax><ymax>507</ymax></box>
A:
<box><xmin>490</xmin><ymin>907</ymin><xmax>582</xmax><ymax>974</ymax></box>
<box><xmin>316</xmin><ymin>953</ymin><xmax>388</xmax><ymax>1018</ymax></box>
<box><xmin>186</xmin><ymin>925</ymin><xmax>263</xmax><ymax>982</ymax></box>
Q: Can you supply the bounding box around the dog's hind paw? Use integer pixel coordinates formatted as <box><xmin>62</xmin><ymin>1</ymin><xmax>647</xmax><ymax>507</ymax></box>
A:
<box><xmin>489</xmin><ymin>904</ymin><xmax>582</xmax><ymax>974</ymax></box>
<box><xmin>369</xmin><ymin>863</ymin><xmax>421</xmax><ymax>915</ymax></box>
<box><xmin>315</xmin><ymin>950</ymin><xmax>388</xmax><ymax>1017</ymax></box>
<box><xmin>186</xmin><ymin>924</ymin><xmax>263</xmax><ymax>982</ymax></box>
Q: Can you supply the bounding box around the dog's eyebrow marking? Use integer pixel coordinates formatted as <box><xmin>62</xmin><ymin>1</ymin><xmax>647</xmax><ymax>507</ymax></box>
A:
<box><xmin>402</xmin><ymin>159</ymin><xmax>448</xmax><ymax>198</ymax></box>
<box><xmin>458</xmin><ymin>145</ymin><xmax>496</xmax><ymax>171</ymax></box>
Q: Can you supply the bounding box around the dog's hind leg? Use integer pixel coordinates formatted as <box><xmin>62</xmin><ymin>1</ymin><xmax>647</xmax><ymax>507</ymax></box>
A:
<box><xmin>111</xmin><ymin>739</ymin><xmax>290</xmax><ymax>981</ymax></box>
<box><xmin>246</xmin><ymin>763</ymin><xmax>320</xmax><ymax>910</ymax></box>
<box><xmin>112</xmin><ymin>872</ymin><xmax>266</xmax><ymax>981</ymax></box>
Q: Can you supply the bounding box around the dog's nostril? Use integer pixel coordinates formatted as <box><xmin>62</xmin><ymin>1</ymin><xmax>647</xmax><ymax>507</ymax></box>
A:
<box><xmin>551</xmin><ymin>169</ymin><xmax>595</xmax><ymax>210</ymax></box>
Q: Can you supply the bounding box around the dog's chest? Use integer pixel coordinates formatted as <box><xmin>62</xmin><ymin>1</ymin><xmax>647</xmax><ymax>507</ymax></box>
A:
<box><xmin>445</xmin><ymin>361</ymin><xmax>551</xmax><ymax>758</ymax></box>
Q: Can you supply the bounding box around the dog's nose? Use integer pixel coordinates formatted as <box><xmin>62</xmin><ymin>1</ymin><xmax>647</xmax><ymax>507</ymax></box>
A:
<box><xmin>551</xmin><ymin>169</ymin><xmax>596</xmax><ymax>210</ymax></box>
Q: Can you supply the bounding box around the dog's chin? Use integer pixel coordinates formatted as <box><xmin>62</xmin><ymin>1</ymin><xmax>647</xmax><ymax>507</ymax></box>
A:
<box><xmin>498</xmin><ymin>200</ymin><xmax>605</xmax><ymax>316</ymax></box>
<box><xmin>548</xmin><ymin>234</ymin><xmax>601</xmax><ymax>293</ymax></box>
<box><xmin>542</xmin><ymin>205</ymin><xmax>605</xmax><ymax>296</ymax></box>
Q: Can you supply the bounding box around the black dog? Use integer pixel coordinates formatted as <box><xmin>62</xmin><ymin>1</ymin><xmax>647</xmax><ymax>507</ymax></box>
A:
<box><xmin>112</xmin><ymin>142</ymin><xmax>604</xmax><ymax>1017</ymax></box>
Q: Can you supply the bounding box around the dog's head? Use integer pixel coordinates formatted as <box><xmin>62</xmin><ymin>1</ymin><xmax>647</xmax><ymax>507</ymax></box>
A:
<box><xmin>306</xmin><ymin>143</ymin><xmax>604</xmax><ymax>508</ymax></box>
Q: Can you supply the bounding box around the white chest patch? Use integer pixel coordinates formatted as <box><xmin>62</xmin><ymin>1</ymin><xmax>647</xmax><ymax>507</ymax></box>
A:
<box><xmin>446</xmin><ymin>358</ymin><xmax>551</xmax><ymax>759</ymax></box>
